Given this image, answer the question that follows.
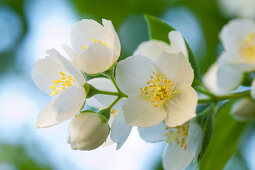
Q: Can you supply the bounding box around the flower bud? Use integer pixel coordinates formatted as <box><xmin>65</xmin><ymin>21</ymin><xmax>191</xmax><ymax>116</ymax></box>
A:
<box><xmin>231</xmin><ymin>98</ymin><xmax>255</xmax><ymax>121</ymax></box>
<box><xmin>67</xmin><ymin>112</ymin><xmax>110</xmax><ymax>150</ymax></box>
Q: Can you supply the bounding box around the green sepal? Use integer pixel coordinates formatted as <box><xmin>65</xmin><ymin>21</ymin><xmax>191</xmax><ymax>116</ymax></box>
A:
<box><xmin>98</xmin><ymin>108</ymin><xmax>111</xmax><ymax>121</ymax></box>
<box><xmin>84</xmin><ymin>83</ymin><xmax>100</xmax><ymax>99</ymax></box>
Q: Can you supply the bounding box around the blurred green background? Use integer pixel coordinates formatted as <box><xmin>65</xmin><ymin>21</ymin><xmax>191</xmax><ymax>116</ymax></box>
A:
<box><xmin>0</xmin><ymin>0</ymin><xmax>254</xmax><ymax>169</ymax></box>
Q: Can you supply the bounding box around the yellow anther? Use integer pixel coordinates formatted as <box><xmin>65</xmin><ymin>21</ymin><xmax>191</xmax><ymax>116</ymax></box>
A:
<box><xmin>50</xmin><ymin>86</ymin><xmax>56</xmax><ymax>89</ymax></box>
<box><xmin>82</xmin><ymin>45</ymin><xmax>86</xmax><ymax>49</ymax></box>
<box><xmin>153</xmin><ymin>104</ymin><xmax>158</xmax><ymax>107</ymax></box>
<box><xmin>61</xmin><ymin>77</ymin><xmax>66</xmax><ymax>80</ymax></box>
<box><xmin>174</xmin><ymin>90</ymin><xmax>178</xmax><ymax>93</ymax></box>
<box><xmin>90</xmin><ymin>38</ymin><xmax>96</xmax><ymax>42</ymax></box>
<box><xmin>98</xmin><ymin>40</ymin><xmax>102</xmax><ymax>43</ymax></box>
<box><xmin>169</xmin><ymin>83</ymin><xmax>173</xmax><ymax>86</ymax></box>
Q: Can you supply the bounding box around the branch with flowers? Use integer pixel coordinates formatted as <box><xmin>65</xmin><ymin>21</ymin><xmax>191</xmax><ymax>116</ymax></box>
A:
<box><xmin>31</xmin><ymin>15</ymin><xmax>255</xmax><ymax>170</ymax></box>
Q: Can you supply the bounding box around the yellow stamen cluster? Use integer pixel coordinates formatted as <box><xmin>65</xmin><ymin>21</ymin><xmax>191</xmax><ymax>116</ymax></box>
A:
<box><xmin>49</xmin><ymin>72</ymin><xmax>75</xmax><ymax>97</ymax></box>
<box><xmin>140</xmin><ymin>71</ymin><xmax>178</xmax><ymax>107</ymax></box>
<box><xmin>239</xmin><ymin>33</ymin><xmax>255</xmax><ymax>62</ymax></box>
<box><xmin>164</xmin><ymin>122</ymin><xmax>189</xmax><ymax>150</ymax></box>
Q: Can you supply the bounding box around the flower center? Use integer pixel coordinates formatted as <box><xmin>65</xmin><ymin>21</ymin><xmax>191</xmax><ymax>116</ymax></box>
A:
<box><xmin>140</xmin><ymin>71</ymin><xmax>178</xmax><ymax>107</ymax></box>
<box><xmin>239</xmin><ymin>33</ymin><xmax>255</xmax><ymax>62</ymax></box>
<box><xmin>82</xmin><ymin>38</ymin><xmax>108</xmax><ymax>50</ymax></box>
<box><xmin>49</xmin><ymin>72</ymin><xmax>75</xmax><ymax>97</ymax></box>
<box><xmin>164</xmin><ymin>122</ymin><xmax>189</xmax><ymax>150</ymax></box>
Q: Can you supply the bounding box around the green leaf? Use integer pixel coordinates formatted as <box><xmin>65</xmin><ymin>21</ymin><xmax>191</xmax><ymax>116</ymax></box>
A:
<box><xmin>199</xmin><ymin>102</ymin><xmax>248</xmax><ymax>170</ymax></box>
<box><xmin>144</xmin><ymin>14</ymin><xmax>201</xmax><ymax>85</ymax></box>
<box><xmin>198</xmin><ymin>105</ymin><xmax>214</xmax><ymax>160</ymax></box>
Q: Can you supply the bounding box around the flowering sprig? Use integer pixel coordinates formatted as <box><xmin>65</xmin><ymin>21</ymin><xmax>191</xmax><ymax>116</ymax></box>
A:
<box><xmin>31</xmin><ymin>16</ymin><xmax>255</xmax><ymax>170</ymax></box>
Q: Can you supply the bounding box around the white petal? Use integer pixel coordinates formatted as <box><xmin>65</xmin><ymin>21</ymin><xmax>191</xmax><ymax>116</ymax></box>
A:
<box><xmin>138</xmin><ymin>122</ymin><xmax>166</xmax><ymax>143</ymax></box>
<box><xmin>62</xmin><ymin>44</ymin><xmax>77</xmax><ymax>64</ymax></box>
<box><xmin>187</xmin><ymin>119</ymin><xmax>203</xmax><ymax>157</ymax></box>
<box><xmin>133</xmin><ymin>40</ymin><xmax>171</xmax><ymax>62</ymax></box>
<box><xmin>122</xmin><ymin>94</ymin><xmax>167</xmax><ymax>127</ymax></box>
<box><xmin>77</xmin><ymin>43</ymin><xmax>113</xmax><ymax>74</ymax></box>
<box><xmin>71</xmin><ymin>19</ymin><xmax>106</xmax><ymax>54</ymax></box>
<box><xmin>156</xmin><ymin>52</ymin><xmax>194</xmax><ymax>89</ymax></box>
<box><xmin>217</xmin><ymin>64</ymin><xmax>243</xmax><ymax>93</ymax></box>
<box><xmin>220</xmin><ymin>19</ymin><xmax>255</xmax><ymax>53</ymax></box>
<box><xmin>203</xmin><ymin>62</ymin><xmax>229</xmax><ymax>95</ymax></box>
<box><xmin>116</xmin><ymin>55</ymin><xmax>154</xmax><ymax>96</ymax></box>
<box><xmin>218</xmin><ymin>52</ymin><xmax>255</xmax><ymax>72</ymax></box>
<box><xmin>252</xmin><ymin>79</ymin><xmax>255</xmax><ymax>99</ymax></box>
<box><xmin>163</xmin><ymin>143</ymin><xmax>194</xmax><ymax>170</ymax></box>
<box><xmin>168</xmin><ymin>31</ymin><xmax>188</xmax><ymax>58</ymax></box>
<box><xmin>164</xmin><ymin>87</ymin><xmax>197</xmax><ymax>127</ymax></box>
<box><xmin>46</xmin><ymin>49</ymin><xmax>85</xmax><ymax>85</ymax></box>
<box><xmin>32</xmin><ymin>55</ymin><xmax>66</xmax><ymax>94</ymax></box>
<box><xmin>36</xmin><ymin>83</ymin><xmax>86</xmax><ymax>128</ymax></box>
<box><xmin>102</xmin><ymin>19</ymin><xmax>120</xmax><ymax>63</ymax></box>
<box><xmin>110</xmin><ymin>111</ymin><xmax>132</xmax><ymax>150</ymax></box>
<box><xmin>231</xmin><ymin>98</ymin><xmax>255</xmax><ymax>121</ymax></box>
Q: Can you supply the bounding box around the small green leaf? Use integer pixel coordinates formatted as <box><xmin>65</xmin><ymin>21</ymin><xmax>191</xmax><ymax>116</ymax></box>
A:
<box><xmin>144</xmin><ymin>14</ymin><xmax>201</xmax><ymax>85</ymax></box>
<box><xmin>199</xmin><ymin>101</ymin><xmax>248</xmax><ymax>170</ymax></box>
<box><xmin>198</xmin><ymin>105</ymin><xmax>214</xmax><ymax>160</ymax></box>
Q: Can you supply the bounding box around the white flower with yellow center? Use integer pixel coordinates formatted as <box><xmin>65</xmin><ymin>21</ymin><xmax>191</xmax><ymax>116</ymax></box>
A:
<box><xmin>63</xmin><ymin>19</ymin><xmax>121</xmax><ymax>74</ymax></box>
<box><xmin>116</xmin><ymin>52</ymin><xmax>197</xmax><ymax>127</ymax></box>
<box><xmin>86</xmin><ymin>78</ymin><xmax>132</xmax><ymax>149</ymax></box>
<box><xmin>217</xmin><ymin>19</ymin><xmax>255</xmax><ymax>93</ymax></box>
<box><xmin>138</xmin><ymin>119</ymin><xmax>203</xmax><ymax>170</ymax></box>
<box><xmin>32</xmin><ymin>49</ymin><xmax>86</xmax><ymax>128</ymax></box>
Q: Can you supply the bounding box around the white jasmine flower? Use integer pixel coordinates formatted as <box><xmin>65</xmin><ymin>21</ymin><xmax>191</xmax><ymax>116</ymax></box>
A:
<box><xmin>32</xmin><ymin>49</ymin><xmax>86</xmax><ymax>128</ymax></box>
<box><xmin>134</xmin><ymin>31</ymin><xmax>188</xmax><ymax>62</ymax></box>
<box><xmin>116</xmin><ymin>52</ymin><xmax>197</xmax><ymax>127</ymax></box>
<box><xmin>217</xmin><ymin>19</ymin><xmax>255</xmax><ymax>93</ymax></box>
<box><xmin>218</xmin><ymin>0</ymin><xmax>255</xmax><ymax>19</ymax></box>
<box><xmin>231</xmin><ymin>98</ymin><xmax>255</xmax><ymax>121</ymax></box>
<box><xmin>86</xmin><ymin>78</ymin><xmax>132</xmax><ymax>149</ymax></box>
<box><xmin>64</xmin><ymin>19</ymin><xmax>121</xmax><ymax>74</ymax></box>
<box><xmin>67</xmin><ymin>111</ymin><xmax>110</xmax><ymax>150</ymax></box>
<box><xmin>138</xmin><ymin>119</ymin><xmax>203</xmax><ymax>170</ymax></box>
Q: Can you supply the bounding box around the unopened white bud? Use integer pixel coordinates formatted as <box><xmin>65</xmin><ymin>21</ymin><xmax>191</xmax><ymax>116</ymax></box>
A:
<box><xmin>231</xmin><ymin>98</ymin><xmax>255</xmax><ymax>121</ymax></box>
<box><xmin>67</xmin><ymin>112</ymin><xmax>110</xmax><ymax>150</ymax></box>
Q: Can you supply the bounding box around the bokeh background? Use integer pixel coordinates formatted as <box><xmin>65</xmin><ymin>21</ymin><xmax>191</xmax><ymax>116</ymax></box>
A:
<box><xmin>0</xmin><ymin>0</ymin><xmax>255</xmax><ymax>169</ymax></box>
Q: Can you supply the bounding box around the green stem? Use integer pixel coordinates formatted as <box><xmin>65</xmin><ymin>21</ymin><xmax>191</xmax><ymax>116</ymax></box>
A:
<box><xmin>102</xmin><ymin>67</ymin><xmax>128</xmax><ymax>98</ymax></box>
<box><xmin>97</xmin><ymin>90</ymin><xmax>119</xmax><ymax>96</ymax></box>
<box><xmin>108</xmin><ymin>97</ymin><xmax>121</xmax><ymax>109</ymax></box>
<box><xmin>198</xmin><ymin>90</ymin><xmax>250</xmax><ymax>104</ymax></box>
